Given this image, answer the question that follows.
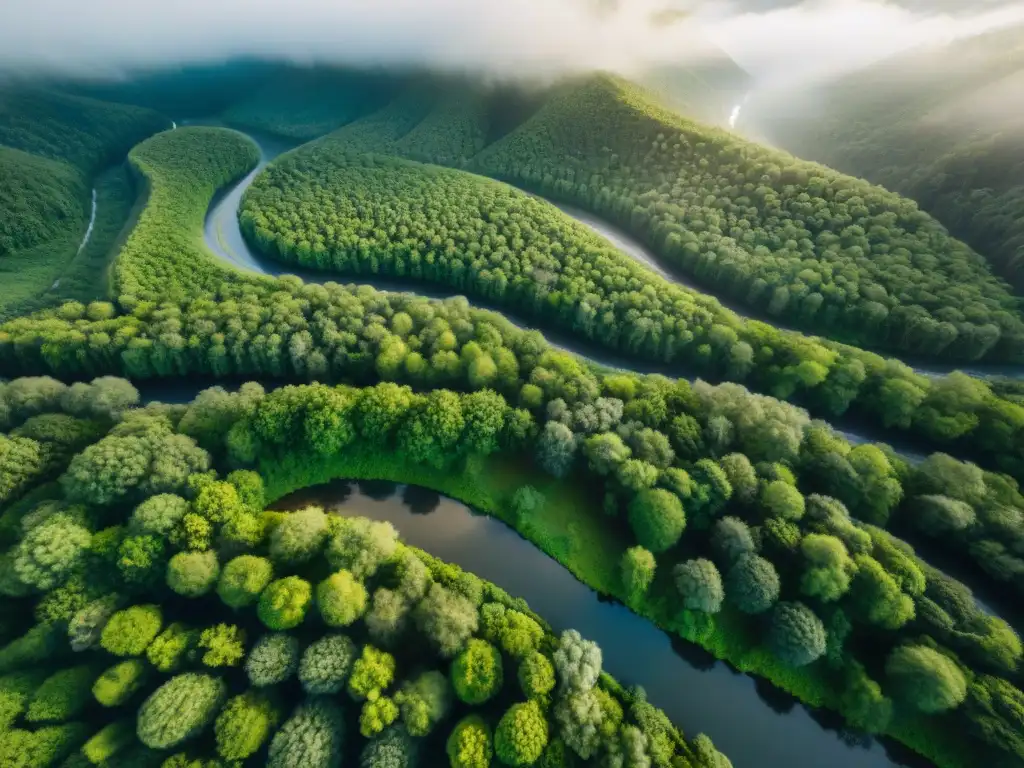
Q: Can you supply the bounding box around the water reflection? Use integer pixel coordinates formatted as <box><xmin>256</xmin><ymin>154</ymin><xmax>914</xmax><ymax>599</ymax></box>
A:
<box><xmin>670</xmin><ymin>634</ymin><xmax>719</xmax><ymax>672</ymax></box>
<box><xmin>754</xmin><ymin>676</ymin><xmax>797</xmax><ymax>715</ymax></box>
<box><xmin>402</xmin><ymin>485</ymin><xmax>442</xmax><ymax>516</ymax></box>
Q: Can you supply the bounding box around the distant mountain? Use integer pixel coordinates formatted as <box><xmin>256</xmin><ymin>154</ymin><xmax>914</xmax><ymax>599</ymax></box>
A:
<box><xmin>745</xmin><ymin>23</ymin><xmax>1024</xmax><ymax>292</ymax></box>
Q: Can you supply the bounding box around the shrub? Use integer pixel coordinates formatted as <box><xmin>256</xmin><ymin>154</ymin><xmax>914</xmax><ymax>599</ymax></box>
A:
<box><xmin>725</xmin><ymin>554</ymin><xmax>780</xmax><ymax>615</ymax></box>
<box><xmin>198</xmin><ymin>624</ymin><xmax>247</xmax><ymax>667</ymax></box>
<box><xmin>217</xmin><ymin>555</ymin><xmax>273</xmax><ymax>608</ymax></box>
<box><xmin>348</xmin><ymin>646</ymin><xmax>396</xmax><ymax>701</ymax></box>
<box><xmin>267</xmin><ymin>697</ymin><xmax>346</xmax><ymax>768</ymax></box>
<box><xmin>447</xmin><ymin>715</ymin><xmax>493</xmax><ymax>768</ymax></box>
<box><xmin>247</xmin><ymin>633</ymin><xmax>301</xmax><ymax>687</ymax></box>
<box><xmin>481</xmin><ymin>604</ymin><xmax>543</xmax><ymax>660</ymax></box>
<box><xmin>299</xmin><ymin>634</ymin><xmax>357</xmax><ymax>695</ymax></box>
<box><xmin>269</xmin><ymin>506</ymin><xmax>329</xmax><ymax>565</ymax></box>
<box><xmin>886</xmin><ymin>644</ymin><xmax>968</xmax><ymax>713</ymax></box>
<box><xmin>360</xmin><ymin>691</ymin><xmax>399</xmax><ymax>738</ymax></box>
<box><xmin>12</xmin><ymin>513</ymin><xmax>91</xmax><ymax>591</ymax></box>
<box><xmin>413</xmin><ymin>583</ymin><xmax>478</xmax><ymax>658</ymax></box>
<box><xmin>627</xmin><ymin>489</ymin><xmax>685</xmax><ymax>553</ymax></box>
<box><xmin>0</xmin><ymin>623</ymin><xmax>63</xmax><ymax>674</ymax></box>
<box><xmin>452</xmin><ymin>638</ymin><xmax>503</xmax><ymax>705</ymax></box>
<box><xmin>146</xmin><ymin>623</ymin><xmax>197</xmax><ymax>673</ymax></box>
<box><xmin>93</xmin><ymin>659</ymin><xmax>148</xmax><ymax>707</ymax></box>
<box><xmin>317</xmin><ymin>570</ymin><xmax>368</xmax><ymax>628</ymax></box>
<box><xmin>67</xmin><ymin>595</ymin><xmax>120</xmax><ymax>652</ymax></box>
<box><xmin>137</xmin><ymin>673</ymin><xmax>226</xmax><ymax>749</ymax></box>
<box><xmin>799</xmin><ymin>534</ymin><xmax>855</xmax><ymax>603</ymax></box>
<box><xmin>101</xmin><ymin>605</ymin><xmax>162</xmax><ymax>656</ymax></box>
<box><xmin>620</xmin><ymin>546</ymin><xmax>656</xmax><ymax>602</ymax></box>
<box><xmin>710</xmin><ymin>517</ymin><xmax>756</xmax><ymax>566</ymax></box>
<box><xmin>395</xmin><ymin>670</ymin><xmax>452</xmax><ymax>736</ymax></box>
<box><xmin>511</xmin><ymin>486</ymin><xmax>546</xmax><ymax>524</ymax></box>
<box><xmin>0</xmin><ymin>722</ymin><xmax>90</xmax><ymax>767</ymax></box>
<box><xmin>82</xmin><ymin>719</ymin><xmax>135</xmax><ymax>765</ymax></box>
<box><xmin>360</xmin><ymin>725</ymin><xmax>416</xmax><ymax>768</ymax></box>
<box><xmin>365</xmin><ymin>588</ymin><xmax>410</xmax><ymax>646</ymax></box>
<box><xmin>0</xmin><ymin>671</ymin><xmax>48</xmax><ymax>730</ymax></box>
<box><xmin>258</xmin><ymin>576</ymin><xmax>312</xmax><ymax>630</ymax></box>
<box><xmin>326</xmin><ymin>518</ymin><xmax>399</xmax><ymax>579</ymax></box>
<box><xmin>761</xmin><ymin>481</ymin><xmax>805</xmax><ymax>521</ymax></box>
<box><xmin>167</xmin><ymin>550</ymin><xmax>220</xmax><ymax>597</ymax></box>
<box><xmin>767</xmin><ymin>602</ymin><xmax>827</xmax><ymax>667</ymax></box>
<box><xmin>495</xmin><ymin>700</ymin><xmax>548</xmax><ymax>766</ymax></box>
<box><xmin>553</xmin><ymin>630</ymin><xmax>602</xmax><ymax>694</ymax></box>
<box><xmin>673</xmin><ymin>559</ymin><xmax>724</xmax><ymax>614</ymax></box>
<box><xmin>25</xmin><ymin>665</ymin><xmax>95</xmax><ymax>723</ymax></box>
<box><xmin>130</xmin><ymin>494</ymin><xmax>189</xmax><ymax>536</ymax></box>
<box><xmin>518</xmin><ymin>652</ymin><xmax>556</xmax><ymax>699</ymax></box>
<box><xmin>215</xmin><ymin>690</ymin><xmax>280</xmax><ymax>761</ymax></box>
<box><xmin>116</xmin><ymin>534</ymin><xmax>166</xmax><ymax>588</ymax></box>
<box><xmin>554</xmin><ymin>689</ymin><xmax>604</xmax><ymax>759</ymax></box>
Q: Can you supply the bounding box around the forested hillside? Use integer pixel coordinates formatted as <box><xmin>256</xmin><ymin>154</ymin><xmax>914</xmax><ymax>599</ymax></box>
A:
<box><xmin>0</xmin><ymin>147</ymin><xmax>86</xmax><ymax>259</ymax></box>
<box><xmin>471</xmin><ymin>74</ymin><xmax>1024</xmax><ymax>363</ymax></box>
<box><xmin>223</xmin><ymin>66</ymin><xmax>400</xmax><ymax>141</ymax></box>
<box><xmin>0</xmin><ymin>88</ymin><xmax>167</xmax><ymax>175</ymax></box>
<box><xmin>746</xmin><ymin>24</ymin><xmax>1024</xmax><ymax>294</ymax></box>
<box><xmin>0</xmin><ymin>88</ymin><xmax>166</xmax><ymax>317</ymax></box>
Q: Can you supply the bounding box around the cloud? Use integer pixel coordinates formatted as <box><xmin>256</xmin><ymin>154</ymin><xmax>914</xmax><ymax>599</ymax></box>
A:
<box><xmin>0</xmin><ymin>0</ymin><xmax>727</xmax><ymax>81</ymax></box>
<box><xmin>699</xmin><ymin>0</ymin><xmax>1024</xmax><ymax>85</ymax></box>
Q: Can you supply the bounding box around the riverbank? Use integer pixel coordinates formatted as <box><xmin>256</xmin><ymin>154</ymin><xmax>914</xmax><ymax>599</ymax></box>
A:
<box><xmin>258</xmin><ymin>447</ymin><xmax>969</xmax><ymax>768</ymax></box>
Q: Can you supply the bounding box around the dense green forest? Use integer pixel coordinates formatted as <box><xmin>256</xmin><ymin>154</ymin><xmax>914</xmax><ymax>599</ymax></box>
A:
<box><xmin>1</xmin><ymin>60</ymin><xmax>1024</xmax><ymax>768</ymax></box>
<box><xmin>230</xmin><ymin>115</ymin><xmax>1024</xmax><ymax>479</ymax></box>
<box><xmin>0</xmin><ymin>376</ymin><xmax>734</xmax><ymax>768</ymax></box>
<box><xmin>745</xmin><ymin>24</ymin><xmax>1024</xmax><ymax>294</ymax></box>
<box><xmin>0</xmin><ymin>89</ymin><xmax>167</xmax><ymax>176</ymax></box>
<box><xmin>0</xmin><ymin>147</ymin><xmax>86</xmax><ymax>259</ymax></box>
<box><xmin>2</xmin><ymin>373</ymin><xmax>1023</xmax><ymax>766</ymax></box>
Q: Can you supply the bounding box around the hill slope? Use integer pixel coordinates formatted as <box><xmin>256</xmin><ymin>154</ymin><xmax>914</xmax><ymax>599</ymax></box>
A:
<box><xmin>0</xmin><ymin>87</ymin><xmax>167</xmax><ymax>315</ymax></box>
<box><xmin>0</xmin><ymin>88</ymin><xmax>168</xmax><ymax>174</ymax></box>
<box><xmin>472</xmin><ymin>74</ymin><xmax>1024</xmax><ymax>362</ymax></box>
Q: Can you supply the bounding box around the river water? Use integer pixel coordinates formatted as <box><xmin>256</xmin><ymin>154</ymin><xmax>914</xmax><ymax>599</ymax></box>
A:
<box><xmin>272</xmin><ymin>479</ymin><xmax>932</xmax><ymax>768</ymax></box>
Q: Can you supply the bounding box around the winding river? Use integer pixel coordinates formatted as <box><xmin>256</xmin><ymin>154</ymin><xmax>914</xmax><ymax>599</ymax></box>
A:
<box><xmin>271</xmin><ymin>479</ymin><xmax>930</xmax><ymax>768</ymax></box>
<box><xmin>200</xmin><ymin>127</ymin><xmax>943</xmax><ymax>463</ymax></box>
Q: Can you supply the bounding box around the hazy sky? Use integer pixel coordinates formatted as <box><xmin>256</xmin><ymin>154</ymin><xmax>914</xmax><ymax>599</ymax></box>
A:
<box><xmin>0</xmin><ymin>0</ymin><xmax>1021</xmax><ymax>85</ymax></box>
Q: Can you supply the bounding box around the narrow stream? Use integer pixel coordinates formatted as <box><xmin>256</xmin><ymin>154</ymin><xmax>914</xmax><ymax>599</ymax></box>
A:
<box><xmin>76</xmin><ymin>187</ymin><xmax>98</xmax><ymax>255</ymax></box>
<box><xmin>272</xmin><ymin>479</ymin><xmax>929</xmax><ymax>768</ymax></box>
